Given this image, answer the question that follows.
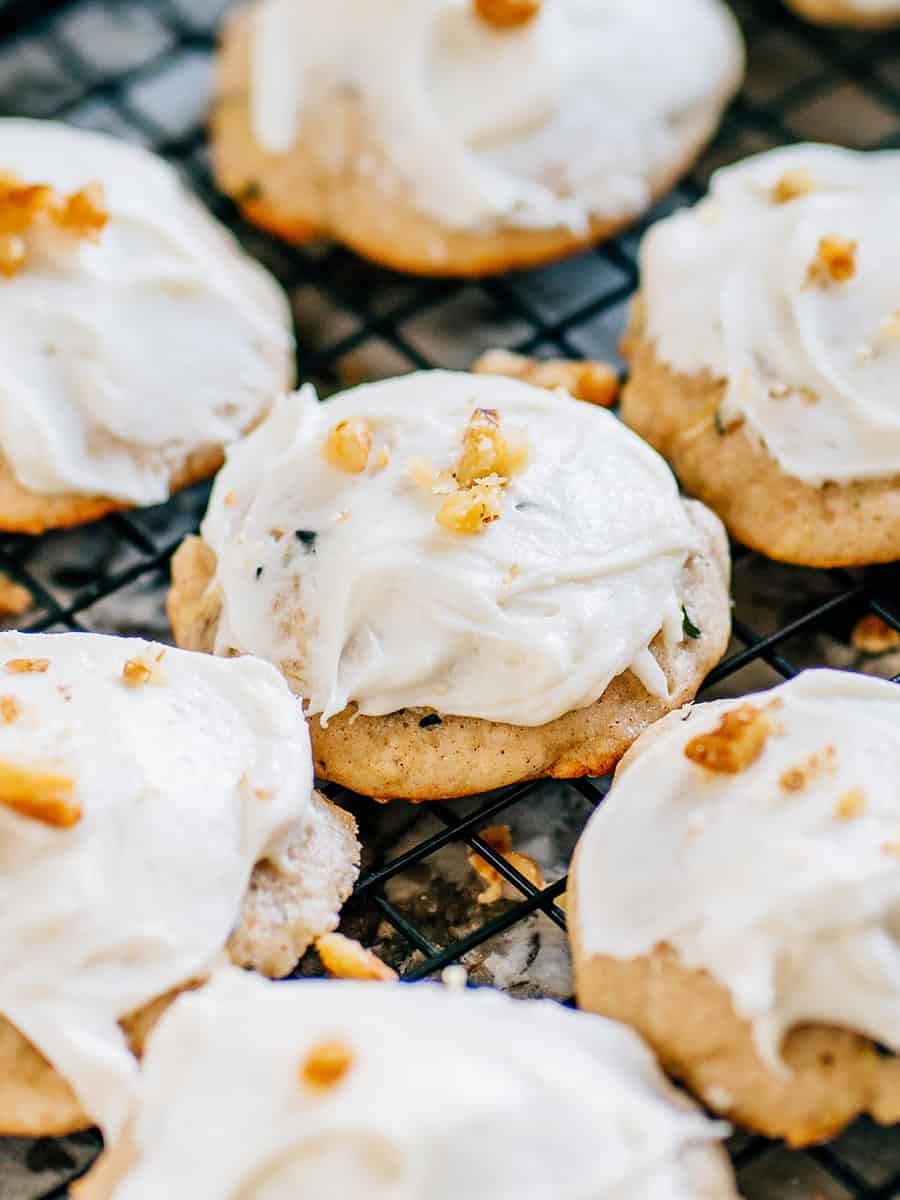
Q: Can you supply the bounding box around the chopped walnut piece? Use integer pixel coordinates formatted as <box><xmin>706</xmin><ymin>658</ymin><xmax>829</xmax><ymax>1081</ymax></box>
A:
<box><xmin>0</xmin><ymin>574</ymin><xmax>32</xmax><ymax>616</ymax></box>
<box><xmin>0</xmin><ymin>174</ymin><xmax>108</xmax><ymax>278</ymax></box>
<box><xmin>772</xmin><ymin>169</ymin><xmax>816</xmax><ymax>204</ymax></box>
<box><xmin>316</xmin><ymin>932</ymin><xmax>398</xmax><ymax>982</ymax></box>
<box><xmin>851</xmin><ymin>614</ymin><xmax>900</xmax><ymax>655</ymax></box>
<box><xmin>373</xmin><ymin>447</ymin><xmax>390</xmax><ymax>472</ymax></box>
<box><xmin>684</xmin><ymin>704</ymin><xmax>773</xmax><ymax>774</ymax></box>
<box><xmin>300</xmin><ymin>1038</ymin><xmax>354</xmax><ymax>1092</ymax></box>
<box><xmin>468</xmin><ymin>825</ymin><xmax>544</xmax><ymax>905</ymax></box>
<box><xmin>805</xmin><ymin>235</ymin><xmax>857</xmax><ymax>288</ymax></box>
<box><xmin>455</xmin><ymin>407</ymin><xmax>528</xmax><ymax>488</ymax></box>
<box><xmin>474</xmin><ymin>0</ymin><xmax>542</xmax><ymax>29</ymax></box>
<box><xmin>779</xmin><ymin>745</ymin><xmax>837</xmax><ymax>793</ymax></box>
<box><xmin>322</xmin><ymin>417</ymin><xmax>372</xmax><ymax>474</ymax></box>
<box><xmin>436</xmin><ymin>482</ymin><xmax>503</xmax><ymax>534</ymax></box>
<box><xmin>0</xmin><ymin>696</ymin><xmax>19</xmax><ymax>723</ymax></box>
<box><xmin>0</xmin><ymin>759</ymin><xmax>79</xmax><ymax>828</ymax></box>
<box><xmin>834</xmin><ymin>788</ymin><xmax>866</xmax><ymax>822</ymax></box>
<box><xmin>5</xmin><ymin>658</ymin><xmax>48</xmax><ymax>675</ymax></box>
<box><xmin>473</xmin><ymin>349</ymin><xmax>619</xmax><ymax>408</ymax></box>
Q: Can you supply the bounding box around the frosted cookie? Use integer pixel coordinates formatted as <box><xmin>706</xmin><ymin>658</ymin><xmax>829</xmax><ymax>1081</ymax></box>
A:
<box><xmin>0</xmin><ymin>632</ymin><xmax>358</xmax><ymax>1138</ymax></box>
<box><xmin>75</xmin><ymin>966</ymin><xmax>738</xmax><ymax>1200</ymax></box>
<box><xmin>621</xmin><ymin>144</ymin><xmax>900</xmax><ymax>567</ymax></box>
<box><xmin>211</xmin><ymin>0</ymin><xmax>744</xmax><ymax>277</ymax></box>
<box><xmin>0</xmin><ymin>119</ymin><xmax>292</xmax><ymax>534</ymax></box>
<box><xmin>785</xmin><ymin>0</ymin><xmax>900</xmax><ymax>27</ymax></box>
<box><xmin>570</xmin><ymin>669</ymin><xmax>900</xmax><ymax>1145</ymax></box>
<box><xmin>168</xmin><ymin>370</ymin><xmax>731</xmax><ymax>801</ymax></box>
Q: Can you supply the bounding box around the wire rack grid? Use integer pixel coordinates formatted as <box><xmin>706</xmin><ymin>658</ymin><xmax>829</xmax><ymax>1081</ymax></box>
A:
<box><xmin>0</xmin><ymin>0</ymin><xmax>899</xmax><ymax>1197</ymax></box>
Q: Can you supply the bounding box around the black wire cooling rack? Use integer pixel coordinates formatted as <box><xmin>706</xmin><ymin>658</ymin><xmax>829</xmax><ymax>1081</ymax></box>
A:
<box><xmin>1</xmin><ymin>0</ymin><xmax>900</xmax><ymax>1197</ymax></box>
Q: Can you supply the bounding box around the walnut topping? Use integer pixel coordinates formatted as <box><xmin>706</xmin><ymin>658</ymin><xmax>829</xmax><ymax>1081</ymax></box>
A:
<box><xmin>0</xmin><ymin>574</ymin><xmax>31</xmax><ymax>616</ymax></box>
<box><xmin>684</xmin><ymin>704</ymin><xmax>773</xmax><ymax>774</ymax></box>
<box><xmin>852</xmin><ymin>614</ymin><xmax>900</xmax><ymax>655</ymax></box>
<box><xmin>779</xmin><ymin>745</ymin><xmax>837</xmax><ymax>793</ymax></box>
<box><xmin>0</xmin><ymin>696</ymin><xmax>19</xmax><ymax>723</ymax></box>
<box><xmin>316</xmin><ymin>933</ymin><xmax>399</xmax><ymax>982</ymax></box>
<box><xmin>5</xmin><ymin>658</ymin><xmax>48</xmax><ymax>675</ymax></box>
<box><xmin>772</xmin><ymin>169</ymin><xmax>816</xmax><ymax>204</ymax></box>
<box><xmin>0</xmin><ymin>173</ymin><xmax>108</xmax><ymax>278</ymax></box>
<box><xmin>455</xmin><ymin>407</ymin><xmax>528</xmax><ymax>488</ymax></box>
<box><xmin>834</xmin><ymin>788</ymin><xmax>866</xmax><ymax>822</ymax></box>
<box><xmin>436</xmin><ymin>482</ymin><xmax>503</xmax><ymax>534</ymax></box>
<box><xmin>300</xmin><ymin>1038</ymin><xmax>354</xmax><ymax>1092</ymax></box>
<box><xmin>322</xmin><ymin>418</ymin><xmax>372</xmax><ymax>474</ymax></box>
<box><xmin>472</xmin><ymin>349</ymin><xmax>619</xmax><ymax>408</ymax></box>
<box><xmin>474</xmin><ymin>0</ymin><xmax>542</xmax><ymax>29</ymax></box>
<box><xmin>0</xmin><ymin>759</ymin><xmax>79</xmax><ymax>828</ymax></box>
<box><xmin>805</xmin><ymin>235</ymin><xmax>857</xmax><ymax>288</ymax></box>
<box><xmin>122</xmin><ymin>659</ymin><xmax>152</xmax><ymax>687</ymax></box>
<box><xmin>468</xmin><ymin>824</ymin><xmax>544</xmax><ymax>905</ymax></box>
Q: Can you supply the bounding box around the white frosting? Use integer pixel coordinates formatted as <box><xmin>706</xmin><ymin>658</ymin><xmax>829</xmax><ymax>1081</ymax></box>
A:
<box><xmin>0</xmin><ymin>632</ymin><xmax>314</xmax><ymax>1136</ymax></box>
<box><xmin>0</xmin><ymin>119</ymin><xmax>292</xmax><ymax>504</ymax></box>
<box><xmin>574</xmin><ymin>669</ymin><xmax>900</xmax><ymax>1068</ymax></box>
<box><xmin>251</xmin><ymin>0</ymin><xmax>744</xmax><ymax>234</ymax></box>
<box><xmin>201</xmin><ymin>371</ymin><xmax>701</xmax><ymax>728</ymax></box>
<box><xmin>641</xmin><ymin>143</ymin><xmax>900</xmax><ymax>486</ymax></box>
<box><xmin>109</xmin><ymin>967</ymin><xmax>731</xmax><ymax>1199</ymax></box>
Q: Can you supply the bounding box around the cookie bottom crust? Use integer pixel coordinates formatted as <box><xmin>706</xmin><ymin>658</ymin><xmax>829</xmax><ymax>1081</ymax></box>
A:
<box><xmin>168</xmin><ymin>498</ymin><xmax>730</xmax><ymax>800</ymax></box>
<box><xmin>785</xmin><ymin>0</ymin><xmax>900</xmax><ymax>27</ymax></box>
<box><xmin>0</xmin><ymin>792</ymin><xmax>358</xmax><ymax>1137</ymax></box>
<box><xmin>571</xmin><ymin>932</ymin><xmax>900</xmax><ymax>1146</ymax></box>
<box><xmin>621</xmin><ymin>301</ymin><xmax>900</xmax><ymax>567</ymax></box>
<box><xmin>211</xmin><ymin>7</ymin><xmax>738</xmax><ymax>277</ymax></box>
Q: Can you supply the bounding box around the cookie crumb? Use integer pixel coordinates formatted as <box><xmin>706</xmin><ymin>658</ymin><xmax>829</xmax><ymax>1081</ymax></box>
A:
<box><xmin>316</xmin><ymin>932</ymin><xmax>399</xmax><ymax>982</ymax></box>
<box><xmin>0</xmin><ymin>759</ymin><xmax>79</xmax><ymax>828</ymax></box>
<box><xmin>0</xmin><ymin>574</ymin><xmax>32</xmax><ymax>616</ymax></box>
<box><xmin>685</xmin><ymin>704</ymin><xmax>773</xmax><ymax>774</ymax></box>
<box><xmin>779</xmin><ymin>745</ymin><xmax>837</xmax><ymax>793</ymax></box>
<box><xmin>473</xmin><ymin>348</ymin><xmax>619</xmax><ymax>408</ymax></box>
<box><xmin>771</xmin><ymin>169</ymin><xmax>816</xmax><ymax>204</ymax></box>
<box><xmin>5</xmin><ymin>658</ymin><xmax>48</xmax><ymax>675</ymax></box>
<box><xmin>805</xmin><ymin>235</ymin><xmax>857</xmax><ymax>288</ymax></box>
<box><xmin>322</xmin><ymin>417</ymin><xmax>372</xmax><ymax>474</ymax></box>
<box><xmin>0</xmin><ymin>696</ymin><xmax>19</xmax><ymax>723</ymax></box>
<box><xmin>300</xmin><ymin>1038</ymin><xmax>354</xmax><ymax>1091</ymax></box>
<box><xmin>474</xmin><ymin>0</ymin><xmax>542</xmax><ymax>29</ymax></box>
<box><xmin>851</xmin><ymin>614</ymin><xmax>900</xmax><ymax>655</ymax></box>
<box><xmin>834</xmin><ymin>788</ymin><xmax>866</xmax><ymax>822</ymax></box>
<box><xmin>468</xmin><ymin>824</ymin><xmax>544</xmax><ymax>904</ymax></box>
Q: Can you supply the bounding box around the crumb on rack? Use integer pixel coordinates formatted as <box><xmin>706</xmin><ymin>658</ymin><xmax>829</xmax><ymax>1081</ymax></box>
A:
<box><xmin>300</xmin><ymin>1038</ymin><xmax>355</xmax><ymax>1092</ymax></box>
<box><xmin>779</xmin><ymin>744</ymin><xmax>837</xmax><ymax>793</ymax></box>
<box><xmin>468</xmin><ymin>824</ymin><xmax>544</xmax><ymax>905</ymax></box>
<box><xmin>834</xmin><ymin>788</ymin><xmax>866</xmax><ymax>822</ymax></box>
<box><xmin>5</xmin><ymin>658</ymin><xmax>49</xmax><ymax>675</ymax></box>
<box><xmin>805</xmin><ymin>235</ymin><xmax>857</xmax><ymax>288</ymax></box>
<box><xmin>851</xmin><ymin>614</ymin><xmax>900</xmax><ymax>655</ymax></box>
<box><xmin>315</xmin><ymin>932</ymin><xmax>399</xmax><ymax>982</ymax></box>
<box><xmin>322</xmin><ymin>417</ymin><xmax>372</xmax><ymax>474</ymax></box>
<box><xmin>0</xmin><ymin>173</ymin><xmax>108</xmax><ymax>278</ymax></box>
<box><xmin>473</xmin><ymin>348</ymin><xmax>619</xmax><ymax>408</ymax></box>
<box><xmin>473</xmin><ymin>0</ymin><xmax>542</xmax><ymax>29</ymax></box>
<box><xmin>684</xmin><ymin>704</ymin><xmax>773</xmax><ymax>774</ymax></box>
<box><xmin>0</xmin><ymin>759</ymin><xmax>79</xmax><ymax>828</ymax></box>
<box><xmin>771</xmin><ymin>169</ymin><xmax>816</xmax><ymax>204</ymax></box>
<box><xmin>0</xmin><ymin>574</ymin><xmax>32</xmax><ymax>617</ymax></box>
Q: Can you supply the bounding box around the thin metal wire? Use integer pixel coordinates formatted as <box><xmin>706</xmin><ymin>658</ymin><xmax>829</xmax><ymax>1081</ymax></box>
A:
<box><xmin>0</xmin><ymin>0</ymin><xmax>897</xmax><ymax>1195</ymax></box>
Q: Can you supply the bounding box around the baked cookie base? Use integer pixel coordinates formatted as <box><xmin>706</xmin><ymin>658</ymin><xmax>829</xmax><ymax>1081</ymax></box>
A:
<box><xmin>167</xmin><ymin>500</ymin><xmax>731</xmax><ymax>801</ymax></box>
<box><xmin>0</xmin><ymin>792</ymin><xmax>358</xmax><ymax>1137</ymax></box>
<box><xmin>621</xmin><ymin>301</ymin><xmax>900</xmax><ymax>567</ymax></box>
<box><xmin>785</xmin><ymin>0</ymin><xmax>900</xmax><ymax>27</ymax></box>
<box><xmin>212</xmin><ymin>8</ymin><xmax>740</xmax><ymax>278</ymax></box>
